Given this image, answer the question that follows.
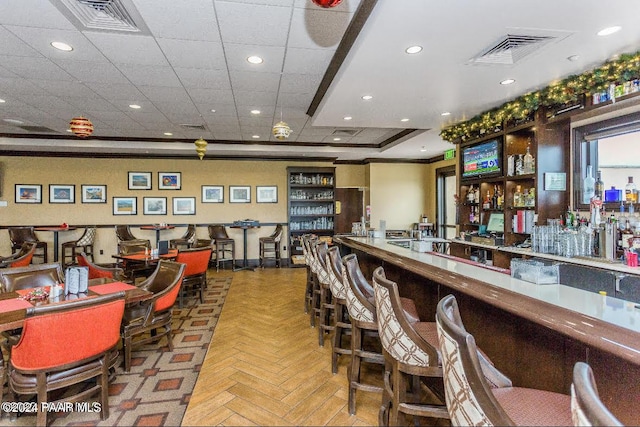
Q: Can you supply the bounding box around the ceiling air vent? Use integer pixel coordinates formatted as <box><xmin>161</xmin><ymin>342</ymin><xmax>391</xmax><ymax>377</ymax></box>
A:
<box><xmin>50</xmin><ymin>0</ymin><xmax>150</xmax><ymax>34</ymax></box>
<box><xmin>469</xmin><ymin>33</ymin><xmax>556</xmax><ymax>65</ymax></box>
<box><xmin>17</xmin><ymin>125</ymin><xmax>59</xmax><ymax>134</ymax></box>
<box><xmin>331</xmin><ymin>129</ymin><xmax>361</xmax><ymax>137</ymax></box>
<box><xmin>180</xmin><ymin>124</ymin><xmax>207</xmax><ymax>131</ymax></box>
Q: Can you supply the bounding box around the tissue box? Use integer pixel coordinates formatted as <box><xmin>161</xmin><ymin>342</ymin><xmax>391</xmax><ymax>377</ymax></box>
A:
<box><xmin>510</xmin><ymin>258</ymin><xmax>559</xmax><ymax>285</ymax></box>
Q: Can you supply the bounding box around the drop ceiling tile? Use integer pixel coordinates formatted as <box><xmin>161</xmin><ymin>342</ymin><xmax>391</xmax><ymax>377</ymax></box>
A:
<box><xmin>133</xmin><ymin>0</ymin><xmax>221</xmax><ymax>41</ymax></box>
<box><xmin>0</xmin><ymin>65</ymin><xmax>18</xmax><ymax>78</ymax></box>
<box><xmin>87</xmin><ymin>83</ymin><xmax>146</xmax><ymax>102</ymax></box>
<box><xmin>52</xmin><ymin>60</ymin><xmax>130</xmax><ymax>84</ymax></box>
<box><xmin>284</xmin><ymin>47</ymin><xmax>334</xmax><ymax>74</ymax></box>
<box><xmin>276</xmin><ymin>91</ymin><xmax>314</xmax><ymax>108</ymax></box>
<box><xmin>0</xmin><ymin>77</ymin><xmax>46</xmax><ymax>96</ymax></box>
<box><xmin>175</xmin><ymin>68</ymin><xmax>232</xmax><ymax>89</ymax></box>
<box><xmin>4</xmin><ymin>26</ymin><xmax>108</xmax><ymax>62</ymax></box>
<box><xmin>0</xmin><ymin>0</ymin><xmax>76</xmax><ymax>29</ymax></box>
<box><xmin>136</xmin><ymin>86</ymin><xmax>192</xmax><ymax>104</ymax></box>
<box><xmin>229</xmin><ymin>70</ymin><xmax>280</xmax><ymax>92</ymax></box>
<box><xmin>288</xmin><ymin>6</ymin><xmax>352</xmax><ymax>49</ymax></box>
<box><xmin>157</xmin><ymin>38</ymin><xmax>226</xmax><ymax>69</ymax></box>
<box><xmin>235</xmin><ymin>104</ymin><xmax>276</xmax><ymax>118</ymax></box>
<box><xmin>0</xmin><ymin>56</ymin><xmax>74</xmax><ymax>81</ymax></box>
<box><xmin>187</xmin><ymin>88</ymin><xmax>235</xmax><ymax>105</ymax></box>
<box><xmin>216</xmin><ymin>1</ymin><xmax>290</xmax><ymax>46</ymax></box>
<box><xmin>116</xmin><ymin>64</ymin><xmax>182</xmax><ymax>87</ymax></box>
<box><xmin>0</xmin><ymin>26</ymin><xmax>40</xmax><ymax>57</ymax></box>
<box><xmin>234</xmin><ymin>90</ymin><xmax>277</xmax><ymax>106</ymax></box>
<box><xmin>212</xmin><ymin>131</ymin><xmax>242</xmax><ymax>140</ymax></box>
<box><xmin>64</xmin><ymin>96</ymin><xmax>120</xmax><ymax>112</ymax></box>
<box><xmin>30</xmin><ymin>79</ymin><xmax>101</xmax><ymax>98</ymax></box>
<box><xmin>196</xmin><ymin>103</ymin><xmax>237</xmax><ymax>119</ymax></box>
<box><xmin>228</xmin><ymin>0</ymin><xmax>293</xmax><ymax>6</ymax></box>
<box><xmin>13</xmin><ymin>94</ymin><xmax>77</xmax><ymax>111</ymax></box>
<box><xmin>238</xmin><ymin>117</ymin><xmax>274</xmax><ymax>128</ymax></box>
<box><xmin>223</xmin><ymin>43</ymin><xmax>285</xmax><ymax>73</ymax></box>
<box><xmin>84</xmin><ymin>33</ymin><xmax>169</xmax><ymax>66</ymax></box>
<box><xmin>279</xmin><ymin>72</ymin><xmax>323</xmax><ymax>93</ymax></box>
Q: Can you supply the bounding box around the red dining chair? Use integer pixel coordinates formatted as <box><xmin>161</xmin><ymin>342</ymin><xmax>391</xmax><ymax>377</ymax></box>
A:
<box><xmin>120</xmin><ymin>260</ymin><xmax>185</xmax><ymax>372</ymax></box>
<box><xmin>7</xmin><ymin>291</ymin><xmax>125</xmax><ymax>427</ymax></box>
<box><xmin>77</xmin><ymin>251</ymin><xmax>125</xmax><ymax>281</ymax></box>
<box><xmin>175</xmin><ymin>246</ymin><xmax>212</xmax><ymax>308</ymax></box>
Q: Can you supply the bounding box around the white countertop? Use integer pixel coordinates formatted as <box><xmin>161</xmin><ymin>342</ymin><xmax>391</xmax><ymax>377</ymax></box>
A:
<box><xmin>347</xmin><ymin>236</ymin><xmax>640</xmax><ymax>336</ymax></box>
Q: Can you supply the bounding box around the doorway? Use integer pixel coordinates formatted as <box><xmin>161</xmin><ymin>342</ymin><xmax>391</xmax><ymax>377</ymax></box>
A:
<box><xmin>437</xmin><ymin>166</ymin><xmax>457</xmax><ymax>239</ymax></box>
<box><xmin>335</xmin><ymin>187</ymin><xmax>364</xmax><ymax>234</ymax></box>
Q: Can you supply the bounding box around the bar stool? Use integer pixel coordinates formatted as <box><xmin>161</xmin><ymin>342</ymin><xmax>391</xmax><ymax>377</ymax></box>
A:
<box><xmin>61</xmin><ymin>226</ymin><xmax>96</xmax><ymax>268</ymax></box>
<box><xmin>435</xmin><ymin>294</ymin><xmax>572</xmax><ymax>426</ymax></box>
<box><xmin>571</xmin><ymin>362</ymin><xmax>622</xmax><ymax>426</ymax></box>
<box><xmin>326</xmin><ymin>245</ymin><xmax>351</xmax><ymax>374</ymax></box>
<box><xmin>169</xmin><ymin>224</ymin><xmax>196</xmax><ymax>249</ymax></box>
<box><xmin>305</xmin><ymin>236</ymin><xmax>323</xmax><ymax>327</ymax></box>
<box><xmin>372</xmin><ymin>266</ymin><xmax>449</xmax><ymax>426</ymax></box>
<box><xmin>259</xmin><ymin>224</ymin><xmax>283</xmax><ymax>268</ymax></box>
<box><xmin>208</xmin><ymin>224</ymin><xmax>235</xmax><ymax>271</ymax></box>
<box><xmin>8</xmin><ymin>227</ymin><xmax>47</xmax><ymax>264</ymax></box>
<box><xmin>312</xmin><ymin>240</ymin><xmax>332</xmax><ymax>343</ymax></box>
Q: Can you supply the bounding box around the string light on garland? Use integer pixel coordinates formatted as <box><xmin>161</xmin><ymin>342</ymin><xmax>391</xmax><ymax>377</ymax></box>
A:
<box><xmin>69</xmin><ymin>116</ymin><xmax>94</xmax><ymax>138</ymax></box>
<box><xmin>440</xmin><ymin>50</ymin><xmax>640</xmax><ymax>143</ymax></box>
<box><xmin>311</xmin><ymin>0</ymin><xmax>343</xmax><ymax>7</ymax></box>
<box><xmin>194</xmin><ymin>137</ymin><xmax>207</xmax><ymax>160</ymax></box>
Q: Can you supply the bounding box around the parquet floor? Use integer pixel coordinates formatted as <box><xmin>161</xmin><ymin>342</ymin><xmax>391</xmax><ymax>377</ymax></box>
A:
<box><xmin>182</xmin><ymin>267</ymin><xmax>382</xmax><ymax>426</ymax></box>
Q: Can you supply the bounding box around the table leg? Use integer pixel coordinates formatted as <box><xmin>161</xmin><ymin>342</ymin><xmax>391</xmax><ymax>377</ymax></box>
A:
<box><xmin>234</xmin><ymin>228</ymin><xmax>254</xmax><ymax>272</ymax></box>
<box><xmin>53</xmin><ymin>231</ymin><xmax>59</xmax><ymax>263</ymax></box>
<box><xmin>155</xmin><ymin>229</ymin><xmax>160</xmax><ymax>247</ymax></box>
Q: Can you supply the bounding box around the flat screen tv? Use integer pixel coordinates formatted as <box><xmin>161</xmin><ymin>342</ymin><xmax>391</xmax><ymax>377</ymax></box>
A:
<box><xmin>462</xmin><ymin>139</ymin><xmax>501</xmax><ymax>178</ymax></box>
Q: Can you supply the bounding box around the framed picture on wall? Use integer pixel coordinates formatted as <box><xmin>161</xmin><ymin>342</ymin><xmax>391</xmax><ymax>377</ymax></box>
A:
<box><xmin>202</xmin><ymin>185</ymin><xmax>223</xmax><ymax>203</ymax></box>
<box><xmin>229</xmin><ymin>185</ymin><xmax>250</xmax><ymax>203</ymax></box>
<box><xmin>143</xmin><ymin>197</ymin><xmax>167</xmax><ymax>215</ymax></box>
<box><xmin>113</xmin><ymin>197</ymin><xmax>137</xmax><ymax>215</ymax></box>
<box><xmin>158</xmin><ymin>172</ymin><xmax>181</xmax><ymax>190</ymax></box>
<box><xmin>128</xmin><ymin>172</ymin><xmax>152</xmax><ymax>190</ymax></box>
<box><xmin>49</xmin><ymin>184</ymin><xmax>75</xmax><ymax>204</ymax></box>
<box><xmin>256</xmin><ymin>185</ymin><xmax>277</xmax><ymax>203</ymax></box>
<box><xmin>15</xmin><ymin>184</ymin><xmax>42</xmax><ymax>204</ymax></box>
<box><xmin>173</xmin><ymin>197</ymin><xmax>196</xmax><ymax>215</ymax></box>
<box><xmin>81</xmin><ymin>184</ymin><xmax>107</xmax><ymax>203</ymax></box>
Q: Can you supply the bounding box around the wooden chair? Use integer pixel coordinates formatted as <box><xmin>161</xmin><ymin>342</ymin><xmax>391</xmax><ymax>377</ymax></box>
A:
<box><xmin>120</xmin><ymin>260</ymin><xmax>185</xmax><ymax>372</ymax></box>
<box><xmin>372</xmin><ymin>266</ymin><xmax>448</xmax><ymax>426</ymax></box>
<box><xmin>7</xmin><ymin>292</ymin><xmax>125</xmax><ymax>426</ymax></box>
<box><xmin>0</xmin><ymin>263</ymin><xmax>64</xmax><ymax>293</ymax></box>
<box><xmin>259</xmin><ymin>224</ymin><xmax>283</xmax><ymax>267</ymax></box>
<box><xmin>571</xmin><ymin>362</ymin><xmax>622</xmax><ymax>426</ymax></box>
<box><xmin>435</xmin><ymin>294</ymin><xmax>572</xmax><ymax>426</ymax></box>
<box><xmin>301</xmin><ymin>234</ymin><xmax>318</xmax><ymax>316</ymax></box>
<box><xmin>326</xmin><ymin>245</ymin><xmax>351</xmax><ymax>374</ymax></box>
<box><xmin>77</xmin><ymin>251</ymin><xmax>124</xmax><ymax>281</ymax></box>
<box><xmin>116</xmin><ymin>240</ymin><xmax>154</xmax><ymax>282</ymax></box>
<box><xmin>208</xmin><ymin>224</ymin><xmax>235</xmax><ymax>271</ymax></box>
<box><xmin>61</xmin><ymin>226</ymin><xmax>96</xmax><ymax>268</ymax></box>
<box><xmin>175</xmin><ymin>246</ymin><xmax>212</xmax><ymax>308</ymax></box>
<box><xmin>170</xmin><ymin>224</ymin><xmax>196</xmax><ymax>249</ymax></box>
<box><xmin>0</xmin><ymin>242</ymin><xmax>36</xmax><ymax>268</ymax></box>
<box><xmin>8</xmin><ymin>226</ymin><xmax>47</xmax><ymax>264</ymax></box>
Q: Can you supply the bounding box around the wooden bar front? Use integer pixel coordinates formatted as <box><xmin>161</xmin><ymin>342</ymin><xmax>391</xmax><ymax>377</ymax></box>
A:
<box><xmin>335</xmin><ymin>236</ymin><xmax>640</xmax><ymax>426</ymax></box>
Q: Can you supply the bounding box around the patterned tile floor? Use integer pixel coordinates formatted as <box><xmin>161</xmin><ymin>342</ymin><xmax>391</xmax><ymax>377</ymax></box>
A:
<box><xmin>1</xmin><ymin>275</ymin><xmax>231</xmax><ymax>426</ymax></box>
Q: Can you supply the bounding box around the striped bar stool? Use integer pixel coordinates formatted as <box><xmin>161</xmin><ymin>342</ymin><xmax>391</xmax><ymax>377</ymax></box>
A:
<box><xmin>312</xmin><ymin>240</ymin><xmax>334</xmax><ymax>346</ymax></box>
<box><xmin>326</xmin><ymin>245</ymin><xmax>351</xmax><ymax>373</ymax></box>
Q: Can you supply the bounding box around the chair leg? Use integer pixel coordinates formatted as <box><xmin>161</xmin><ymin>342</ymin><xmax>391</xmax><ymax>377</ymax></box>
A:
<box><xmin>348</xmin><ymin>324</ymin><xmax>362</xmax><ymax>415</ymax></box>
<box><xmin>36</xmin><ymin>372</ymin><xmax>48</xmax><ymax>427</ymax></box>
<box><xmin>123</xmin><ymin>335</ymin><xmax>132</xmax><ymax>372</ymax></box>
<box><xmin>100</xmin><ymin>354</ymin><xmax>110</xmax><ymax>420</ymax></box>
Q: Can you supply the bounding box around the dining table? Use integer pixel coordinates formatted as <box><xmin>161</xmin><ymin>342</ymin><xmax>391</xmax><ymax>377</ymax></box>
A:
<box><xmin>112</xmin><ymin>248</ymin><xmax>178</xmax><ymax>280</ymax></box>
<box><xmin>34</xmin><ymin>225</ymin><xmax>78</xmax><ymax>263</ymax></box>
<box><xmin>139</xmin><ymin>224</ymin><xmax>175</xmax><ymax>246</ymax></box>
<box><xmin>0</xmin><ymin>279</ymin><xmax>152</xmax><ymax>333</ymax></box>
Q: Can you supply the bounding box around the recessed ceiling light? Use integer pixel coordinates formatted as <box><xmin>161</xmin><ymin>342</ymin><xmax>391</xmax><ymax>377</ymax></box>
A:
<box><xmin>333</xmin><ymin>137</ymin><xmax>341</xmax><ymax>141</ymax></box>
<box><xmin>129</xmin><ymin>104</ymin><xmax>141</xmax><ymax>109</ymax></box>
<box><xmin>441</xmin><ymin>111</ymin><xmax>451</xmax><ymax>116</ymax></box>
<box><xmin>361</xmin><ymin>95</ymin><xmax>373</xmax><ymax>100</ymax></box>
<box><xmin>164</xmin><ymin>132</ymin><xmax>173</xmax><ymax>136</ymax></box>
<box><xmin>343</xmin><ymin>116</ymin><xmax>352</xmax><ymax>121</ymax></box>
<box><xmin>0</xmin><ymin>99</ymin><xmax>5</xmax><ymax>103</ymax></box>
<box><xmin>210</xmin><ymin>109</ymin><xmax>216</xmax><ymax>113</ymax></box>
<box><xmin>3</xmin><ymin>118</ymin><xmax>23</xmax><ymax>124</ymax></box>
<box><xmin>51</xmin><ymin>41</ymin><xmax>73</xmax><ymax>51</ymax></box>
<box><xmin>400</xmin><ymin>118</ymin><xmax>410</xmax><ymax>122</ymax></box>
<box><xmin>247</xmin><ymin>55</ymin><xmax>263</xmax><ymax>64</ymax></box>
<box><xmin>420</xmin><ymin>146</ymin><xmax>427</xmax><ymax>152</ymax></box>
<box><xmin>251</xmin><ymin>110</ymin><xmax>260</xmax><ymax>115</ymax></box>
<box><xmin>500</xmin><ymin>79</ymin><xmax>516</xmax><ymax>85</ymax></box>
<box><xmin>252</xmin><ymin>135</ymin><xmax>260</xmax><ymax>139</ymax></box>
<box><xmin>405</xmin><ymin>45</ymin><xmax>423</xmax><ymax>54</ymax></box>
<box><xmin>597</xmin><ymin>26</ymin><xmax>621</xmax><ymax>36</ymax></box>
<box><xmin>66</xmin><ymin>129</ymin><xmax>72</xmax><ymax>133</ymax></box>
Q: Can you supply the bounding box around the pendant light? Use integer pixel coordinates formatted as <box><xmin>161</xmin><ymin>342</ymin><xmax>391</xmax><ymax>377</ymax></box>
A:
<box><xmin>69</xmin><ymin>116</ymin><xmax>94</xmax><ymax>137</ymax></box>
<box><xmin>194</xmin><ymin>137</ymin><xmax>207</xmax><ymax>160</ymax></box>
<box><xmin>272</xmin><ymin>108</ymin><xmax>292</xmax><ymax>140</ymax></box>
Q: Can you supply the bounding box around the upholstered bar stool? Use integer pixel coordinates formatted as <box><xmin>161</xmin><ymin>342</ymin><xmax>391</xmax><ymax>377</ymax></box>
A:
<box><xmin>571</xmin><ymin>362</ymin><xmax>622</xmax><ymax>426</ymax></box>
<box><xmin>372</xmin><ymin>266</ymin><xmax>449</xmax><ymax>426</ymax></box>
<box><xmin>313</xmin><ymin>240</ymin><xmax>334</xmax><ymax>346</ymax></box>
<box><xmin>305</xmin><ymin>236</ymin><xmax>323</xmax><ymax>327</ymax></box>
<box><xmin>208</xmin><ymin>224</ymin><xmax>235</xmax><ymax>271</ymax></box>
<box><xmin>61</xmin><ymin>226</ymin><xmax>96</xmax><ymax>268</ymax></box>
<box><xmin>301</xmin><ymin>234</ymin><xmax>318</xmax><ymax>316</ymax></box>
<box><xmin>326</xmin><ymin>245</ymin><xmax>351</xmax><ymax>374</ymax></box>
<box><xmin>259</xmin><ymin>224</ymin><xmax>283</xmax><ymax>268</ymax></box>
<box><xmin>8</xmin><ymin>226</ymin><xmax>47</xmax><ymax>264</ymax></box>
<box><xmin>169</xmin><ymin>224</ymin><xmax>196</xmax><ymax>249</ymax></box>
<box><xmin>436</xmin><ymin>294</ymin><xmax>572</xmax><ymax>426</ymax></box>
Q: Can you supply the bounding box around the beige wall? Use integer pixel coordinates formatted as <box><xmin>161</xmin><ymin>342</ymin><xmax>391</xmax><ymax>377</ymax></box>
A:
<box><xmin>0</xmin><ymin>156</ymin><xmax>366</xmax><ymax>263</ymax></box>
<box><xmin>423</xmin><ymin>157</ymin><xmax>457</xmax><ymax>225</ymax></box>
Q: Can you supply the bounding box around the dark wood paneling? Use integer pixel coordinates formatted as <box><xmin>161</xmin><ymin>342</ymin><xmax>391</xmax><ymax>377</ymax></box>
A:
<box><xmin>334</xmin><ymin>188</ymin><xmax>363</xmax><ymax>234</ymax></box>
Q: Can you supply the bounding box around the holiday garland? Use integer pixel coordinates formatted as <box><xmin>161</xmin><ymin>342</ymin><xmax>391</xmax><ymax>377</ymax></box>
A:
<box><xmin>440</xmin><ymin>51</ymin><xmax>640</xmax><ymax>143</ymax></box>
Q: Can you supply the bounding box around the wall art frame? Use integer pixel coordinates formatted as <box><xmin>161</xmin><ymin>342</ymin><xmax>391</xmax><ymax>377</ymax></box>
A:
<box><xmin>173</xmin><ymin>197</ymin><xmax>196</xmax><ymax>215</ymax></box>
<box><xmin>49</xmin><ymin>184</ymin><xmax>75</xmax><ymax>204</ymax></box>
<box><xmin>15</xmin><ymin>184</ymin><xmax>42</xmax><ymax>204</ymax></box>
<box><xmin>128</xmin><ymin>171</ymin><xmax>152</xmax><ymax>190</ymax></box>
<box><xmin>158</xmin><ymin>172</ymin><xmax>181</xmax><ymax>190</ymax></box>
<box><xmin>113</xmin><ymin>197</ymin><xmax>137</xmax><ymax>215</ymax></box>
<box><xmin>143</xmin><ymin>197</ymin><xmax>167</xmax><ymax>215</ymax></box>
<box><xmin>256</xmin><ymin>185</ymin><xmax>278</xmax><ymax>203</ymax></box>
<box><xmin>202</xmin><ymin>185</ymin><xmax>224</xmax><ymax>203</ymax></box>
<box><xmin>229</xmin><ymin>185</ymin><xmax>251</xmax><ymax>203</ymax></box>
<box><xmin>81</xmin><ymin>184</ymin><xmax>107</xmax><ymax>203</ymax></box>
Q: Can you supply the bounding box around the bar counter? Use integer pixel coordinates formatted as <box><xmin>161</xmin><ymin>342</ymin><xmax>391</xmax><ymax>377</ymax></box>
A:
<box><xmin>334</xmin><ymin>235</ymin><xmax>640</xmax><ymax>425</ymax></box>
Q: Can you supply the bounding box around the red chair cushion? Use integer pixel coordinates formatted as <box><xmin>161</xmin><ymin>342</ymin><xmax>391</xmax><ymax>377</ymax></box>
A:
<box><xmin>77</xmin><ymin>254</ymin><xmax>113</xmax><ymax>279</ymax></box>
<box><xmin>176</xmin><ymin>249</ymin><xmax>211</xmax><ymax>277</ymax></box>
<box><xmin>155</xmin><ymin>278</ymin><xmax>183</xmax><ymax>312</ymax></box>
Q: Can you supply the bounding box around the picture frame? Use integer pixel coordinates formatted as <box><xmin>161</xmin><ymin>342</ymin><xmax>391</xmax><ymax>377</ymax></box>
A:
<box><xmin>173</xmin><ymin>197</ymin><xmax>196</xmax><ymax>215</ymax></box>
<box><xmin>113</xmin><ymin>197</ymin><xmax>137</xmax><ymax>215</ymax></box>
<box><xmin>158</xmin><ymin>172</ymin><xmax>181</xmax><ymax>190</ymax></box>
<box><xmin>49</xmin><ymin>184</ymin><xmax>75</xmax><ymax>204</ymax></box>
<box><xmin>128</xmin><ymin>172</ymin><xmax>152</xmax><ymax>190</ymax></box>
<box><xmin>81</xmin><ymin>184</ymin><xmax>107</xmax><ymax>203</ymax></box>
<box><xmin>15</xmin><ymin>184</ymin><xmax>42</xmax><ymax>204</ymax></box>
<box><xmin>256</xmin><ymin>185</ymin><xmax>278</xmax><ymax>203</ymax></box>
<box><xmin>202</xmin><ymin>185</ymin><xmax>224</xmax><ymax>203</ymax></box>
<box><xmin>229</xmin><ymin>185</ymin><xmax>251</xmax><ymax>203</ymax></box>
<box><xmin>143</xmin><ymin>197</ymin><xmax>167</xmax><ymax>215</ymax></box>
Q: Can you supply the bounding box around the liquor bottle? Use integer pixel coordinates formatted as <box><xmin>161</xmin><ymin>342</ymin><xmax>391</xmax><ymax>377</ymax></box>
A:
<box><xmin>582</xmin><ymin>165</ymin><xmax>595</xmax><ymax>204</ymax></box>
<box><xmin>625</xmin><ymin>176</ymin><xmax>638</xmax><ymax>203</ymax></box>
<box><xmin>496</xmin><ymin>186</ymin><xmax>503</xmax><ymax>210</ymax></box>
<box><xmin>523</xmin><ymin>143</ymin><xmax>534</xmax><ymax>174</ymax></box>
<box><xmin>483</xmin><ymin>190</ymin><xmax>491</xmax><ymax>210</ymax></box>
<box><xmin>514</xmin><ymin>185</ymin><xmax>522</xmax><ymax>207</ymax></box>
<box><xmin>595</xmin><ymin>170</ymin><xmax>604</xmax><ymax>200</ymax></box>
<box><xmin>467</xmin><ymin>185</ymin><xmax>475</xmax><ymax>203</ymax></box>
<box><xmin>515</xmin><ymin>154</ymin><xmax>524</xmax><ymax>175</ymax></box>
<box><xmin>491</xmin><ymin>185</ymin><xmax>498</xmax><ymax>209</ymax></box>
<box><xmin>474</xmin><ymin>186</ymin><xmax>480</xmax><ymax>203</ymax></box>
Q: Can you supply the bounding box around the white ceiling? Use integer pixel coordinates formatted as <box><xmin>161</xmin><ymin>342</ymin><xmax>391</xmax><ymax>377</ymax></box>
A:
<box><xmin>1</xmin><ymin>0</ymin><xmax>640</xmax><ymax>162</ymax></box>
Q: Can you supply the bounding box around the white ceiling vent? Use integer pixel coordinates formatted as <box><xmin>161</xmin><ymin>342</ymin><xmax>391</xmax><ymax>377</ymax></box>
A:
<box><xmin>469</xmin><ymin>33</ymin><xmax>558</xmax><ymax>65</ymax></box>
<box><xmin>331</xmin><ymin>129</ymin><xmax>361</xmax><ymax>137</ymax></box>
<box><xmin>50</xmin><ymin>0</ymin><xmax>150</xmax><ymax>34</ymax></box>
